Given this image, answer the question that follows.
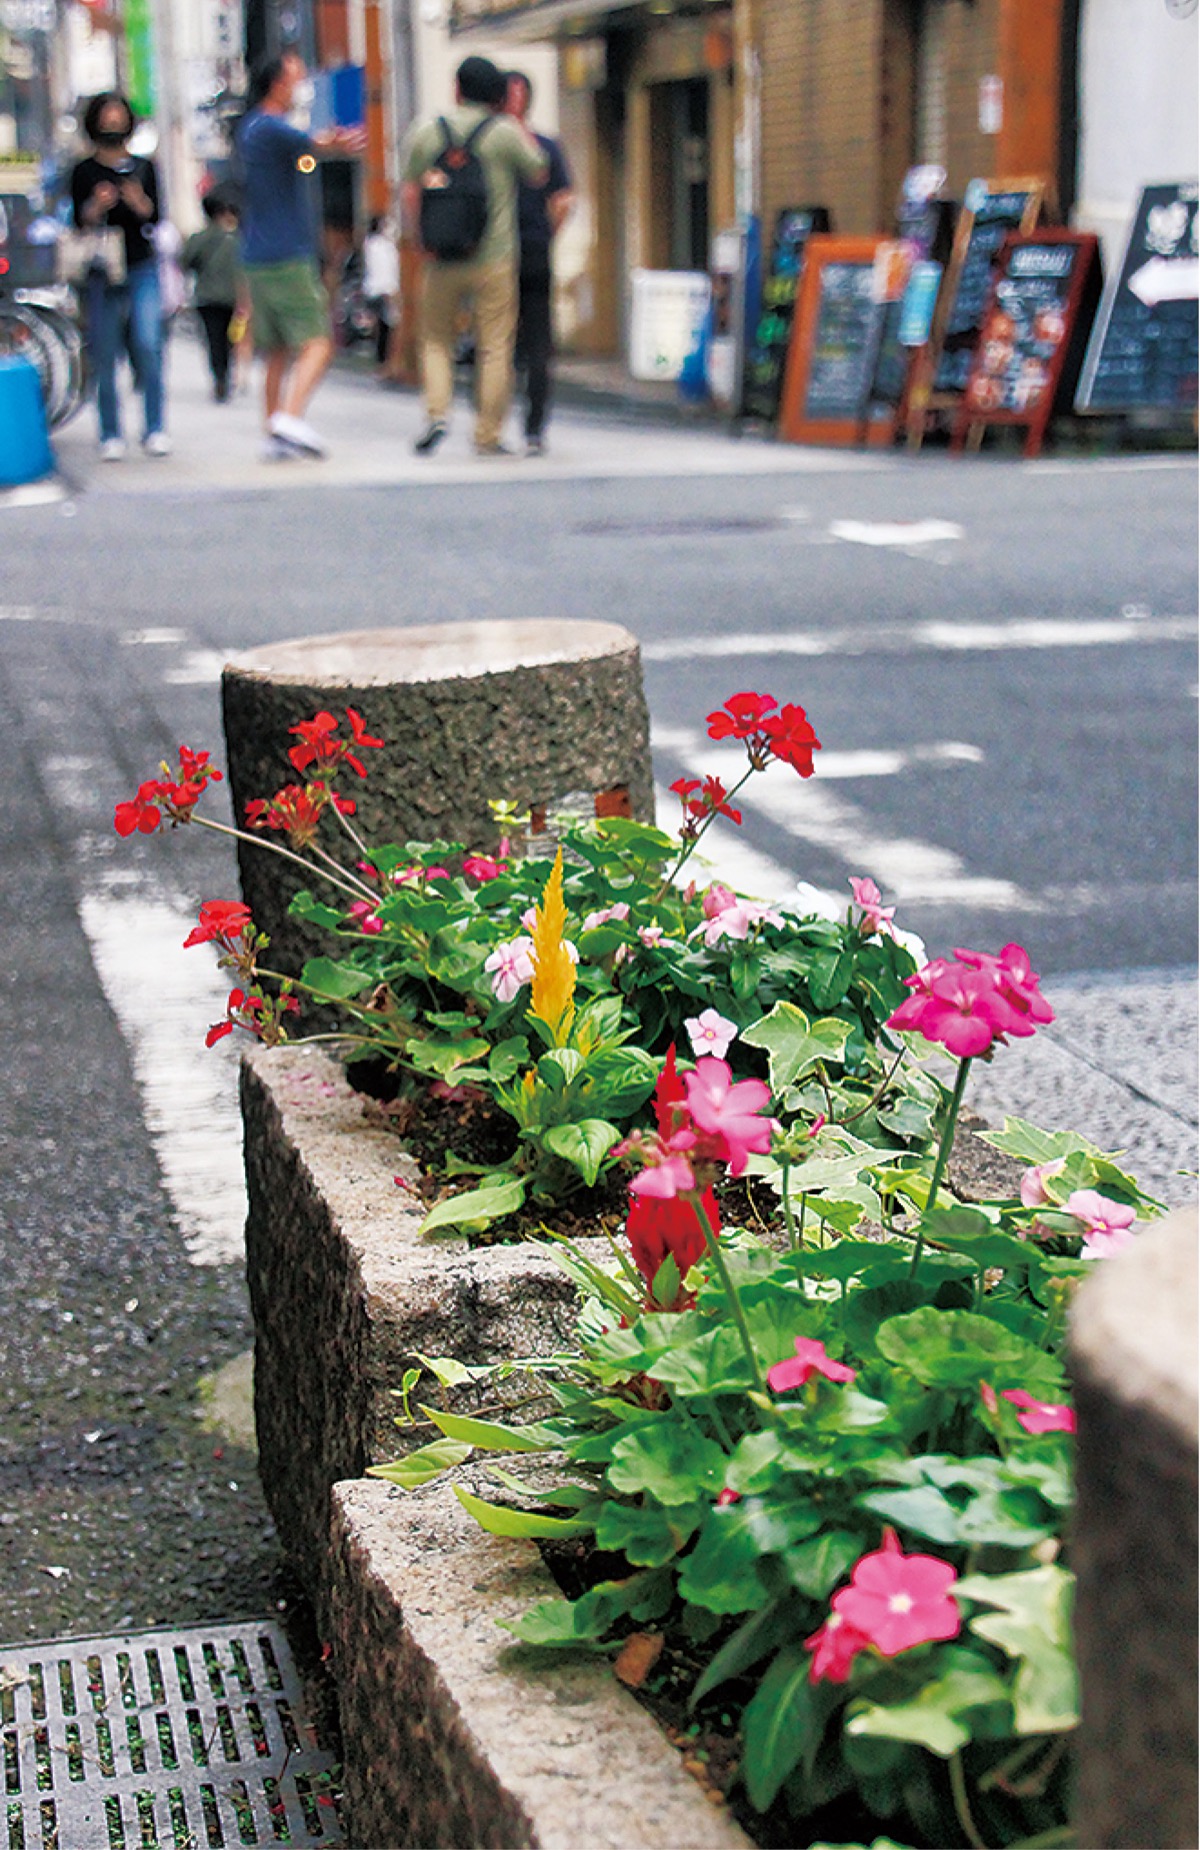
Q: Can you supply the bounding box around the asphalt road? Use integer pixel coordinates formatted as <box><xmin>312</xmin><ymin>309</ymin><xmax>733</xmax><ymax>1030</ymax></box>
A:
<box><xmin>0</xmin><ymin>343</ymin><xmax>1194</xmax><ymax>1645</ymax></box>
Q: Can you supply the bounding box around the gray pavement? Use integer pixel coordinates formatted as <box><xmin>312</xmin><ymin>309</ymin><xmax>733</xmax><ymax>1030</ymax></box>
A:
<box><xmin>0</xmin><ymin>331</ymin><xmax>1195</xmax><ymax>1644</ymax></box>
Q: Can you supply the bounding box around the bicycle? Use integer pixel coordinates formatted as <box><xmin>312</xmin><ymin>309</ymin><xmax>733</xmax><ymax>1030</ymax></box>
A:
<box><xmin>0</xmin><ymin>284</ymin><xmax>87</xmax><ymax>427</ymax></box>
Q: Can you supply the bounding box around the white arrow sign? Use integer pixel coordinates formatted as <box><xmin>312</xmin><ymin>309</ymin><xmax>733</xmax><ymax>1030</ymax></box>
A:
<box><xmin>1128</xmin><ymin>255</ymin><xmax>1200</xmax><ymax>306</ymax></box>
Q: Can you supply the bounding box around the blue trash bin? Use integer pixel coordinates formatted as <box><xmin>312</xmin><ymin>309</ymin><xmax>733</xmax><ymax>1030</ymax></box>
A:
<box><xmin>0</xmin><ymin>355</ymin><xmax>55</xmax><ymax>486</ymax></box>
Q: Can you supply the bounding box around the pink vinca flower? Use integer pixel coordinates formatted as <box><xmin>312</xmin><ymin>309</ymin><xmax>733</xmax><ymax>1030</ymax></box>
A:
<box><xmin>767</xmin><ymin>1337</ymin><xmax>856</xmax><ymax>1392</ymax></box>
<box><xmin>701</xmin><ymin>883</ymin><xmax>738</xmax><ymax>920</ymax></box>
<box><xmin>484</xmin><ymin>936</ymin><xmax>535</xmax><ymax>1003</ymax></box>
<box><xmin>628</xmin><ymin>1148</ymin><xmax>697</xmax><ymax>1201</ymax></box>
<box><xmin>1065</xmin><ymin>1189</ymin><xmax>1137</xmax><ymax>1258</ymax></box>
<box><xmin>582</xmin><ymin>902</ymin><xmax>631</xmax><ymax>932</ymax></box>
<box><xmin>1020</xmin><ymin>1159</ymin><xmax>1067</xmax><ymax>1209</ymax></box>
<box><xmin>1002</xmin><ymin>1390</ymin><xmax>1077</xmax><ymax>1436</ymax></box>
<box><xmin>638</xmin><ymin>924</ymin><xmax>665</xmax><ymax>949</ymax></box>
<box><xmin>831</xmin><ymin>1530</ymin><xmax>961</xmax><ymax>1658</ymax></box>
<box><xmin>685</xmin><ymin>1008</ymin><xmax>738</xmax><ymax>1060</ymax></box>
<box><xmin>699</xmin><ymin>896</ymin><xmax>784</xmax><ymax>947</ymax></box>
<box><xmin>683</xmin><ymin>1057</ymin><xmax>773</xmax><ymax>1177</ymax></box>
<box><xmin>849</xmin><ymin>876</ymin><xmax>895</xmax><ymax>938</ymax></box>
<box><xmin>805</xmin><ymin>1611</ymin><xmax>870</xmax><ymax>1685</ymax></box>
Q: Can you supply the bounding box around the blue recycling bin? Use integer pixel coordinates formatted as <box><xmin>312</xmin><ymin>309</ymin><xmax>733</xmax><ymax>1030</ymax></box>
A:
<box><xmin>0</xmin><ymin>355</ymin><xmax>55</xmax><ymax>486</ymax></box>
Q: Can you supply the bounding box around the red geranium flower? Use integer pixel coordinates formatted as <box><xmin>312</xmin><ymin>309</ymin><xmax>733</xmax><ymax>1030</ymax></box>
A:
<box><xmin>706</xmin><ymin>691</ymin><xmax>778</xmax><ymax>740</ymax></box>
<box><xmin>288</xmin><ymin>708</ymin><xmax>384</xmax><ymax>779</ymax></box>
<box><xmin>114</xmin><ymin>781</ymin><xmax>164</xmax><ymax>836</ymax></box>
<box><xmin>763</xmin><ymin>702</ymin><xmax>821</xmax><ymax>777</ymax></box>
<box><xmin>183</xmin><ymin>900</ymin><xmax>253</xmax><ymax>950</ymax></box>
<box><xmin>245</xmin><ymin>784</ymin><xmax>333</xmax><ymax>848</ymax></box>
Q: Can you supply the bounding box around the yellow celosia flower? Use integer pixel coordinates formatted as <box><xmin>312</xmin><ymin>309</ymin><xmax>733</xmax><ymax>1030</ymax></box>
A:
<box><xmin>529</xmin><ymin>847</ymin><xmax>576</xmax><ymax>1043</ymax></box>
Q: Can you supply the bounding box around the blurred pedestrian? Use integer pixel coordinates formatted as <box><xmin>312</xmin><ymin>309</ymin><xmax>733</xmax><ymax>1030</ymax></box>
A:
<box><xmin>362</xmin><ymin>214</ymin><xmax>400</xmax><ymax>373</ymax></box>
<box><xmin>184</xmin><ymin>195</ymin><xmax>245</xmax><ymax>402</ymax></box>
<box><xmin>70</xmin><ymin>92</ymin><xmax>170</xmax><ymax>460</ymax></box>
<box><xmin>236</xmin><ymin>52</ymin><xmax>365</xmax><ymax>459</ymax></box>
<box><xmin>401</xmin><ymin>55</ymin><xmax>547</xmax><ymax>456</ymax></box>
<box><xmin>504</xmin><ymin>71</ymin><xmax>574</xmax><ymax>457</ymax></box>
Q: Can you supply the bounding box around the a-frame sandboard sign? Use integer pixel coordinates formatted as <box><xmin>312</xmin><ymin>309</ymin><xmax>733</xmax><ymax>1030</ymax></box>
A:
<box><xmin>904</xmin><ymin>176</ymin><xmax>1047</xmax><ymax>447</ymax></box>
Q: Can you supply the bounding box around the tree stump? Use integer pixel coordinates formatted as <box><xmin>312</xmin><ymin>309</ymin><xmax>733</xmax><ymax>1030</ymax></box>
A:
<box><xmin>220</xmin><ymin>618</ymin><xmax>654</xmax><ymax>987</ymax></box>
<box><xmin>1069</xmin><ymin>1204</ymin><xmax>1198</xmax><ymax>1849</ymax></box>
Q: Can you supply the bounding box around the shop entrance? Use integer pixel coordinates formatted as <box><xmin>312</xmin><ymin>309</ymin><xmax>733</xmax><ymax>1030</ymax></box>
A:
<box><xmin>647</xmin><ymin>77</ymin><xmax>710</xmax><ymax>271</ymax></box>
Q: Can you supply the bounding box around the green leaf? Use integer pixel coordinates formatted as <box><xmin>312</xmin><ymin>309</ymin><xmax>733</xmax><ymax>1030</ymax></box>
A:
<box><xmin>608</xmin><ymin>1421</ymin><xmax>726</xmax><ymax>1507</ymax></box>
<box><xmin>299</xmin><ymin>955</ymin><xmax>375</xmax><ymax>1000</ymax></box>
<box><xmin>418</xmin><ymin>1176</ymin><xmax>526</xmax><ymax>1236</ymax></box>
<box><xmin>741</xmin><ymin>1645</ymin><xmax>817</xmax><ymax>1811</ymax></box>
<box><xmin>290</xmin><ymin>891</ymin><xmax>348</xmax><ymax>930</ymax></box>
<box><xmin>541</xmin><ymin>1118</ymin><xmax>622</xmax><ymax>1187</ymax></box>
<box><xmin>488</xmin><ymin>1036</ymin><xmax>529</xmax><ymax>1083</ymax></box>
<box><xmin>743</xmin><ymin>1002</ymin><xmax>852</xmax><ymax>1092</ymax></box>
<box><xmin>784</xmin><ymin>1529</ymin><xmax>863</xmax><ymax>1599</ymax></box>
<box><xmin>689</xmin><ymin>1597</ymin><xmax>792</xmax><ymax>1709</ymax></box>
<box><xmin>593</xmin><ymin>1498</ymin><xmax>703</xmax><ymax>1566</ymax></box>
<box><xmin>847</xmin><ymin>1654</ymin><xmax>1012</xmax><ymax>1760</ymax></box>
<box><xmin>955</xmin><ymin>1566</ymin><xmax>1079</xmax><ymax>1734</ymax></box>
<box><xmin>409</xmin><ymin>1036</ymin><xmax>491</xmax><ymax>1079</ymax></box>
<box><xmin>421</xmin><ymin>1406</ymin><xmax>555</xmax><ymax>1453</ymax></box>
<box><xmin>808</xmin><ymin>948</ymin><xmax>854</xmax><ymax>1010</ymax></box>
<box><xmin>651</xmin><ymin>1253</ymin><xmax>682</xmax><ymax>1308</ymax></box>
<box><xmin>367</xmin><ymin>1438</ymin><xmax>472</xmax><ymax>1488</ymax></box>
<box><xmin>875</xmin><ymin>1307</ymin><xmax>1060</xmax><ymax>1392</ymax></box>
<box><xmin>977</xmin><ymin>1116</ymin><xmax>1088</xmax><ymax>1166</ymax></box>
<box><xmin>454</xmin><ymin>1485</ymin><xmax>594</xmax><ymax>1540</ymax></box>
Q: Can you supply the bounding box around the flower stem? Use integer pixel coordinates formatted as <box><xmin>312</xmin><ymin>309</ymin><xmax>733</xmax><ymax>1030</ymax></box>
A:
<box><xmin>909</xmin><ymin>1055</ymin><xmax>972</xmax><ymax>1277</ymax></box>
<box><xmin>948</xmin><ymin>1750</ymin><xmax>990</xmax><ymax>1850</ymax></box>
<box><xmin>692</xmin><ymin>1193</ymin><xmax>765</xmax><ymax>1395</ymax></box>
<box><xmin>651</xmin><ymin>765</ymin><xmax>758</xmax><ymax>906</ymax></box>
<box><xmin>189</xmin><ymin>813</ymin><xmax>372</xmax><ymax>901</ymax></box>
<box><xmin>780</xmin><ymin>1156</ymin><xmax>798</xmax><ymax>1248</ymax></box>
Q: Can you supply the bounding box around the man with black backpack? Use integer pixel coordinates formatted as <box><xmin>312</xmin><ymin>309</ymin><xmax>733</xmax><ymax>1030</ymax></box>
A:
<box><xmin>401</xmin><ymin>56</ymin><xmax>547</xmax><ymax>456</ymax></box>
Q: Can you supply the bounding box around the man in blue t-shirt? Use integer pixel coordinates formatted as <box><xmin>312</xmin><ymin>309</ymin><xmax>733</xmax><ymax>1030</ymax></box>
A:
<box><xmin>236</xmin><ymin>53</ymin><xmax>363</xmax><ymax>459</ymax></box>
<box><xmin>504</xmin><ymin>71</ymin><xmax>574</xmax><ymax>456</ymax></box>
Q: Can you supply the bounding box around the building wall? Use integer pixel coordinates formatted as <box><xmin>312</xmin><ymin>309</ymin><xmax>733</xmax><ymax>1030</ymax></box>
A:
<box><xmin>760</xmin><ymin>0</ymin><xmax>884</xmax><ymax>235</ymax></box>
<box><xmin>1075</xmin><ymin>0</ymin><xmax>1198</xmax><ymax>262</ymax></box>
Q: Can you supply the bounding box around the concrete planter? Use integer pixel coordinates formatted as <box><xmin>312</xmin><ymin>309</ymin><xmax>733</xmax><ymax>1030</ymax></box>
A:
<box><xmin>241</xmin><ymin>1045</ymin><xmax>604</xmax><ymax>1617</ymax></box>
<box><xmin>327</xmin><ymin>1475</ymin><xmax>752</xmax><ymax>1850</ymax></box>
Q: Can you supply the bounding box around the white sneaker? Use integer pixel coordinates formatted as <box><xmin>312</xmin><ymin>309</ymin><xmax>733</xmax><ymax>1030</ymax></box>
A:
<box><xmin>259</xmin><ymin>436</ymin><xmax>296</xmax><ymax>463</ymax></box>
<box><xmin>143</xmin><ymin>431</ymin><xmax>172</xmax><ymax>457</ymax></box>
<box><xmin>268</xmin><ymin>411</ymin><xmax>327</xmax><ymax>457</ymax></box>
<box><xmin>100</xmin><ymin>438</ymin><xmax>126</xmax><ymax>462</ymax></box>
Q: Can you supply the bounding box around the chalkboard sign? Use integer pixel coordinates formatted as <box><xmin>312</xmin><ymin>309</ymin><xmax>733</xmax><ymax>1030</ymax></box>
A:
<box><xmin>1077</xmin><ymin>182</ymin><xmax>1199</xmax><ymax>413</ymax></box>
<box><xmin>953</xmin><ymin>231</ymin><xmax>1102</xmax><ymax>457</ymax></box>
<box><xmin>934</xmin><ymin>181</ymin><xmax>1045</xmax><ymax>392</ymax></box>
<box><xmin>778</xmin><ymin>236</ymin><xmax>894</xmax><ymax>446</ymax></box>
<box><xmin>741</xmin><ymin>206</ymin><xmax>830</xmax><ymax>421</ymax></box>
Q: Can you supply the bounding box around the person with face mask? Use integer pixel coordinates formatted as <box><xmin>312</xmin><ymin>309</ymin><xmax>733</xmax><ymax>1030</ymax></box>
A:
<box><xmin>69</xmin><ymin>92</ymin><xmax>169</xmax><ymax>460</ymax></box>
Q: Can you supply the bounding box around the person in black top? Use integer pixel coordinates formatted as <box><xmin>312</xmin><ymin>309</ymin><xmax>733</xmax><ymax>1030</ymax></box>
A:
<box><xmin>504</xmin><ymin>71</ymin><xmax>574</xmax><ymax>456</ymax></box>
<box><xmin>70</xmin><ymin>92</ymin><xmax>169</xmax><ymax>459</ymax></box>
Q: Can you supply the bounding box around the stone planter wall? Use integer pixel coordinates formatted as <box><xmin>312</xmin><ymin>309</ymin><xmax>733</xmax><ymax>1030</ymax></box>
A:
<box><xmin>241</xmin><ymin>1045</ymin><xmax>605</xmax><ymax>1617</ymax></box>
<box><xmin>328</xmin><ymin>1475</ymin><xmax>752</xmax><ymax>1850</ymax></box>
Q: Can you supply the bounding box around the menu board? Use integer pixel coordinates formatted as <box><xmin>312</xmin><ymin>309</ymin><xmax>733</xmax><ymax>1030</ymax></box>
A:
<box><xmin>933</xmin><ymin>181</ymin><xmax>1045</xmax><ymax>392</ymax></box>
<box><xmin>1077</xmin><ymin>182</ymin><xmax>1199</xmax><ymax>412</ymax></box>
<box><xmin>778</xmin><ymin>236</ymin><xmax>894</xmax><ymax>446</ymax></box>
<box><xmin>741</xmin><ymin>206</ymin><xmax>830</xmax><ymax>421</ymax></box>
<box><xmin>954</xmin><ymin>231</ymin><xmax>1102</xmax><ymax>456</ymax></box>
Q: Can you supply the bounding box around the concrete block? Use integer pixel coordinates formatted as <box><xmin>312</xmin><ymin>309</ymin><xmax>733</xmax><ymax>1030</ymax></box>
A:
<box><xmin>1069</xmin><ymin>1205</ymin><xmax>1199</xmax><ymax>1849</ymax></box>
<box><xmin>221</xmin><ymin>620</ymin><xmax>655</xmax><ymax>984</ymax></box>
<box><xmin>241</xmin><ymin>1045</ymin><xmax>603</xmax><ymax>1617</ymax></box>
<box><xmin>328</xmin><ymin>1475</ymin><xmax>752</xmax><ymax>1850</ymax></box>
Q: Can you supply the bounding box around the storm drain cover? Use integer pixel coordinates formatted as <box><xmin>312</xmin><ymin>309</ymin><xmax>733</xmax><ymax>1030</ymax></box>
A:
<box><xmin>0</xmin><ymin>1619</ymin><xmax>343</xmax><ymax>1848</ymax></box>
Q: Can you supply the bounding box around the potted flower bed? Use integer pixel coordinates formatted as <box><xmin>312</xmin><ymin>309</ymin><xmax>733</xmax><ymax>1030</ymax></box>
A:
<box><xmin>116</xmin><ymin>697</ymin><xmax>1170</xmax><ymax>1849</ymax></box>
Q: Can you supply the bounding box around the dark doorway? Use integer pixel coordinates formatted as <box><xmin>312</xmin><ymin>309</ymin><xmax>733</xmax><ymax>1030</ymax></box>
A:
<box><xmin>648</xmin><ymin>77</ymin><xmax>710</xmax><ymax>271</ymax></box>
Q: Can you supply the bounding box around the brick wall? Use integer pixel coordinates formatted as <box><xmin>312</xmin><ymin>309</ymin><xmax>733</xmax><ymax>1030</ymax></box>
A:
<box><xmin>760</xmin><ymin>0</ymin><xmax>885</xmax><ymax>235</ymax></box>
<box><xmin>940</xmin><ymin>0</ymin><xmax>1002</xmax><ymax>196</ymax></box>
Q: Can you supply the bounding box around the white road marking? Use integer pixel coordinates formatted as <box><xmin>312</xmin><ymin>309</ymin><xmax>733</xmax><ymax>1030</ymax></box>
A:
<box><xmin>42</xmin><ymin>754</ymin><xmax>247</xmax><ymax>1267</ymax></box>
<box><xmin>121</xmin><ymin>627</ymin><xmax>188</xmax><ymax>646</ymax></box>
<box><xmin>165</xmin><ymin>649</ymin><xmax>243</xmax><ymax>684</ymax></box>
<box><xmin>0</xmin><ymin>480</ymin><xmax>65</xmax><ymax>510</ymax></box>
<box><xmin>642</xmin><ymin>613</ymin><xmax>1195</xmax><ymax>662</ymax></box>
<box><xmin>829</xmin><ymin>518</ymin><xmax>964</xmax><ymax>547</ymax></box>
<box><xmin>652</xmin><ymin>730</ymin><xmax>983</xmax><ymax>780</ymax></box>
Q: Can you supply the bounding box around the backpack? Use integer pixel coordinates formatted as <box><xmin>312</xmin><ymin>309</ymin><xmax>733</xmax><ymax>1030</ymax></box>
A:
<box><xmin>418</xmin><ymin>117</ymin><xmax>493</xmax><ymax>262</ymax></box>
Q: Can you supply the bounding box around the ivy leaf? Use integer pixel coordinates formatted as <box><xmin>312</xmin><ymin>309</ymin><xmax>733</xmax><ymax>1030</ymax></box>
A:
<box><xmin>454</xmin><ymin>1485</ymin><xmax>594</xmax><ymax>1540</ymax></box>
<box><xmin>594</xmin><ymin>1498</ymin><xmax>704</xmax><ymax>1566</ymax></box>
<box><xmin>976</xmin><ymin>1117</ymin><xmax>1089</xmax><ymax>1166</ymax></box>
<box><xmin>741</xmin><ymin>1644</ymin><xmax>818</xmax><ymax>1811</ymax></box>
<box><xmin>367</xmin><ymin>1438</ymin><xmax>472</xmax><ymax>1489</ymax></box>
<box><xmin>608</xmin><ymin>1421</ymin><xmax>726</xmax><ymax>1506</ymax></box>
<box><xmin>847</xmin><ymin>1653</ymin><xmax>1013</xmax><ymax>1759</ymax></box>
<box><xmin>422</xmin><ymin>1406</ymin><xmax>555</xmax><ymax>1453</ymax></box>
<box><xmin>299</xmin><ymin>955</ymin><xmax>375</xmax><ymax>1000</ymax></box>
<box><xmin>541</xmin><ymin>1118</ymin><xmax>622</xmax><ymax>1187</ymax></box>
<box><xmin>743</xmin><ymin>1002</ymin><xmax>852</xmax><ymax>1092</ymax></box>
<box><xmin>418</xmin><ymin>1176</ymin><xmax>526</xmax><ymax>1236</ymax></box>
<box><xmin>955</xmin><ymin>1566</ymin><xmax>1079</xmax><ymax>1734</ymax></box>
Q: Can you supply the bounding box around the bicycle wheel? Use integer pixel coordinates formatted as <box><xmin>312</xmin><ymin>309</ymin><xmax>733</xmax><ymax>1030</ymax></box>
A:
<box><xmin>29</xmin><ymin>304</ymin><xmax>86</xmax><ymax>426</ymax></box>
<box><xmin>0</xmin><ymin>303</ymin><xmax>59</xmax><ymax>415</ymax></box>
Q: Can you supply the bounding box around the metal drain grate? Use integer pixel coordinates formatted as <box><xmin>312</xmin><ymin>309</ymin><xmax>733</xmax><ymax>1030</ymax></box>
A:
<box><xmin>0</xmin><ymin>1619</ymin><xmax>343</xmax><ymax>1849</ymax></box>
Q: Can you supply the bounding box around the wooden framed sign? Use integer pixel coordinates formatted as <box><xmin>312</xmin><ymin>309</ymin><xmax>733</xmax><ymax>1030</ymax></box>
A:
<box><xmin>906</xmin><ymin>176</ymin><xmax>1046</xmax><ymax>446</ymax></box>
<box><xmin>778</xmin><ymin>236</ymin><xmax>895</xmax><ymax>447</ymax></box>
<box><xmin>952</xmin><ymin>230</ymin><xmax>1103</xmax><ymax>457</ymax></box>
<box><xmin>741</xmin><ymin>206</ymin><xmax>831</xmax><ymax>423</ymax></box>
<box><xmin>1076</xmin><ymin>181</ymin><xmax>1199</xmax><ymax>413</ymax></box>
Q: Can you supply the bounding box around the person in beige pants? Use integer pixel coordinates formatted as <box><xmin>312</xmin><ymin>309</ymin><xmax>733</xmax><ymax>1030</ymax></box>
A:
<box><xmin>401</xmin><ymin>56</ymin><xmax>547</xmax><ymax>456</ymax></box>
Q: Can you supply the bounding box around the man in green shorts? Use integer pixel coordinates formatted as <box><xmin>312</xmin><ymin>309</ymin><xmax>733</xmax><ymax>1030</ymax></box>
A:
<box><xmin>236</xmin><ymin>53</ymin><xmax>363</xmax><ymax>459</ymax></box>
